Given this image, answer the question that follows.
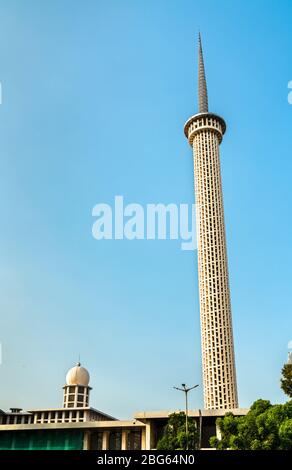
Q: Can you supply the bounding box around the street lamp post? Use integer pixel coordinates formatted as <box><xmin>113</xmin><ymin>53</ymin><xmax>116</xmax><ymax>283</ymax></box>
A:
<box><xmin>174</xmin><ymin>383</ymin><xmax>199</xmax><ymax>450</ymax></box>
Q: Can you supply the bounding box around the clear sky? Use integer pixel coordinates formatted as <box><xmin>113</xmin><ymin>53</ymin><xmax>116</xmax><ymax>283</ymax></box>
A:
<box><xmin>0</xmin><ymin>0</ymin><xmax>291</xmax><ymax>419</ymax></box>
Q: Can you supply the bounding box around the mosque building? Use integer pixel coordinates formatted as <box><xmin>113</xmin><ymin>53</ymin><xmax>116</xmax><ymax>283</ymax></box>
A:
<box><xmin>0</xmin><ymin>362</ymin><xmax>247</xmax><ymax>450</ymax></box>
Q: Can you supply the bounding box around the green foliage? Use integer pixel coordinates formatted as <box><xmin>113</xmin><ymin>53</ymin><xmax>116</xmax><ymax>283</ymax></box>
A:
<box><xmin>156</xmin><ymin>412</ymin><xmax>199</xmax><ymax>450</ymax></box>
<box><xmin>281</xmin><ymin>364</ymin><xmax>292</xmax><ymax>398</ymax></box>
<box><xmin>279</xmin><ymin>418</ymin><xmax>292</xmax><ymax>449</ymax></box>
<box><xmin>210</xmin><ymin>399</ymin><xmax>292</xmax><ymax>450</ymax></box>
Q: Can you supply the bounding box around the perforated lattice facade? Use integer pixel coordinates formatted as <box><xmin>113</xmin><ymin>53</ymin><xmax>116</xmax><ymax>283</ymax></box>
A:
<box><xmin>184</xmin><ymin>113</ymin><xmax>238</xmax><ymax>409</ymax></box>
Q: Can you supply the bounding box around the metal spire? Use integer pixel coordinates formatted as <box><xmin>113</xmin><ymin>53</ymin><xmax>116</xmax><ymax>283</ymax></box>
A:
<box><xmin>198</xmin><ymin>33</ymin><xmax>208</xmax><ymax>113</ymax></box>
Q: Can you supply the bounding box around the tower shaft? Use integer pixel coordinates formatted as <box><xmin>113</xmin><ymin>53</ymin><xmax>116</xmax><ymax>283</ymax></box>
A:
<box><xmin>184</xmin><ymin>37</ymin><xmax>238</xmax><ymax>410</ymax></box>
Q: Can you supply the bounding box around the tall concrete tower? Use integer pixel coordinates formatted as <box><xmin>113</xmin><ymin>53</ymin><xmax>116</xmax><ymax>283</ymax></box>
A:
<box><xmin>184</xmin><ymin>35</ymin><xmax>238</xmax><ymax>409</ymax></box>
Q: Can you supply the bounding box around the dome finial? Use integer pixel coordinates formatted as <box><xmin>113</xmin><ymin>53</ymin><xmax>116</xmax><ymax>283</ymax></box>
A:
<box><xmin>77</xmin><ymin>353</ymin><xmax>81</xmax><ymax>367</ymax></box>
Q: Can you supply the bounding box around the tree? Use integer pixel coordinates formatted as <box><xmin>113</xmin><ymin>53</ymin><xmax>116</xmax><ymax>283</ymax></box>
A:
<box><xmin>279</xmin><ymin>418</ymin><xmax>292</xmax><ymax>450</ymax></box>
<box><xmin>156</xmin><ymin>412</ymin><xmax>199</xmax><ymax>450</ymax></box>
<box><xmin>281</xmin><ymin>363</ymin><xmax>292</xmax><ymax>398</ymax></box>
<box><xmin>210</xmin><ymin>399</ymin><xmax>292</xmax><ymax>450</ymax></box>
<box><xmin>210</xmin><ymin>361</ymin><xmax>292</xmax><ymax>450</ymax></box>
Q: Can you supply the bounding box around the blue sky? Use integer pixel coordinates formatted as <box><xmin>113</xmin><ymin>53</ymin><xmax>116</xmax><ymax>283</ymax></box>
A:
<box><xmin>0</xmin><ymin>0</ymin><xmax>291</xmax><ymax>419</ymax></box>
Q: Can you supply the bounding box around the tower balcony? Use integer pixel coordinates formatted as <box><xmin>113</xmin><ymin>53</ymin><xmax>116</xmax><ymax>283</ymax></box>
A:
<box><xmin>184</xmin><ymin>112</ymin><xmax>226</xmax><ymax>145</ymax></box>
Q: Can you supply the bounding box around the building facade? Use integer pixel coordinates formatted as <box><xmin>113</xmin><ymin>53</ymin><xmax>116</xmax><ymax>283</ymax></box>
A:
<box><xmin>0</xmin><ymin>362</ymin><xmax>247</xmax><ymax>450</ymax></box>
<box><xmin>184</xmin><ymin>35</ymin><xmax>238</xmax><ymax>410</ymax></box>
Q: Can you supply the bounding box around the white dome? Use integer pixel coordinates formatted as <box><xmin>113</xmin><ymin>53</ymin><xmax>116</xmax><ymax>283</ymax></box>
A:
<box><xmin>66</xmin><ymin>362</ymin><xmax>90</xmax><ymax>386</ymax></box>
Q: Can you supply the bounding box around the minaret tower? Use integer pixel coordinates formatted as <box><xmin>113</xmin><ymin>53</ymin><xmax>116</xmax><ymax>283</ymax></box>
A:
<box><xmin>63</xmin><ymin>362</ymin><xmax>91</xmax><ymax>408</ymax></box>
<box><xmin>184</xmin><ymin>35</ymin><xmax>238</xmax><ymax>409</ymax></box>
